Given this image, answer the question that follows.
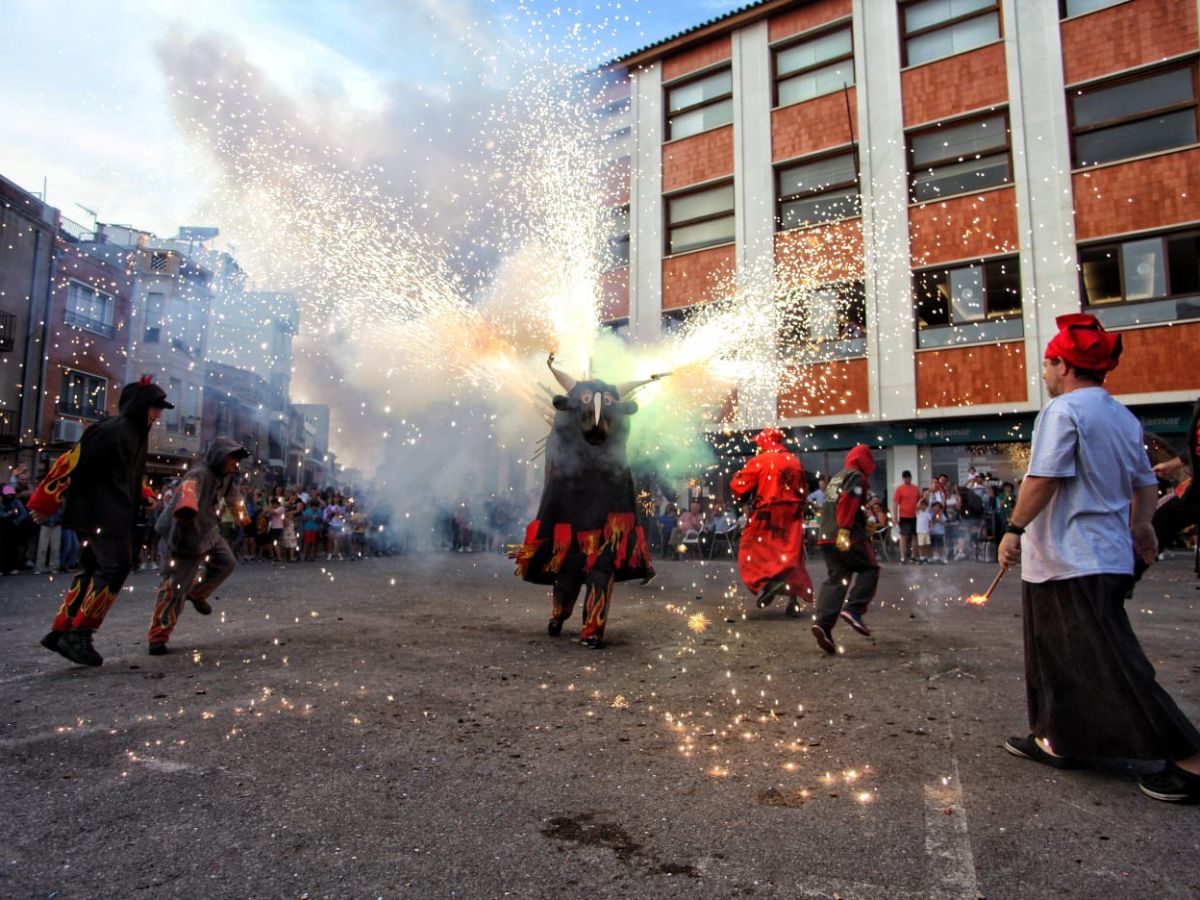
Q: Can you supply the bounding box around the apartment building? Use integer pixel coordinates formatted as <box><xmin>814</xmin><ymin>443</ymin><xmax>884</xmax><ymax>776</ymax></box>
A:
<box><xmin>609</xmin><ymin>0</ymin><xmax>1200</xmax><ymax>488</ymax></box>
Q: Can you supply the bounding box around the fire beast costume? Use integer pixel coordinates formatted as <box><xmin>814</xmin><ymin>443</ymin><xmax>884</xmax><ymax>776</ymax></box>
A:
<box><xmin>730</xmin><ymin>427</ymin><xmax>813</xmax><ymax>616</ymax></box>
<box><xmin>147</xmin><ymin>437</ymin><xmax>250</xmax><ymax>654</ymax></box>
<box><xmin>30</xmin><ymin>378</ymin><xmax>173</xmax><ymax>667</ymax></box>
<box><xmin>510</xmin><ymin>357</ymin><xmax>655</xmax><ymax>648</ymax></box>
<box><xmin>1135</xmin><ymin>394</ymin><xmax>1200</xmax><ymax>586</ymax></box>
<box><xmin>813</xmin><ymin>443</ymin><xmax>879</xmax><ymax>654</ymax></box>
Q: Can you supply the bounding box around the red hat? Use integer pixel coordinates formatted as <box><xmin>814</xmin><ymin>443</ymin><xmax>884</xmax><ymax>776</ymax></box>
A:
<box><xmin>754</xmin><ymin>427</ymin><xmax>785</xmax><ymax>452</ymax></box>
<box><xmin>1045</xmin><ymin>313</ymin><xmax>1122</xmax><ymax>373</ymax></box>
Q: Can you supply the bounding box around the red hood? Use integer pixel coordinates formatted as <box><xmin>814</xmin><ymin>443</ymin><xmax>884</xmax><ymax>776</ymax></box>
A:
<box><xmin>844</xmin><ymin>444</ymin><xmax>875</xmax><ymax>476</ymax></box>
<box><xmin>754</xmin><ymin>427</ymin><xmax>785</xmax><ymax>453</ymax></box>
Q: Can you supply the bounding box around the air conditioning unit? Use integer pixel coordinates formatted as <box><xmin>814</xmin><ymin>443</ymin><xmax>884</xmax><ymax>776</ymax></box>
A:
<box><xmin>52</xmin><ymin>418</ymin><xmax>86</xmax><ymax>444</ymax></box>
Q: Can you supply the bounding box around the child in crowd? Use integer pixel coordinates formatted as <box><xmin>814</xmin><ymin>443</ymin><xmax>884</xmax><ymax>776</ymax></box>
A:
<box><xmin>914</xmin><ymin>498</ymin><xmax>931</xmax><ymax>564</ymax></box>
<box><xmin>302</xmin><ymin>499</ymin><xmax>322</xmax><ymax>561</ymax></box>
<box><xmin>930</xmin><ymin>501</ymin><xmax>946</xmax><ymax>563</ymax></box>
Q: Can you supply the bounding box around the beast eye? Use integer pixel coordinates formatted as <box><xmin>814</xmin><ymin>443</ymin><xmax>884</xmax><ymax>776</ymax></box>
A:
<box><xmin>603</xmin><ymin>393</ymin><xmax>614</xmax><ymax>407</ymax></box>
<box><xmin>580</xmin><ymin>391</ymin><xmax>593</xmax><ymax>405</ymax></box>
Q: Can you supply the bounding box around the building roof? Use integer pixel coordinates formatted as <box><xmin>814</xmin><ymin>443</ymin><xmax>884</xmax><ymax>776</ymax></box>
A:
<box><xmin>613</xmin><ymin>0</ymin><xmax>791</xmax><ymax>69</ymax></box>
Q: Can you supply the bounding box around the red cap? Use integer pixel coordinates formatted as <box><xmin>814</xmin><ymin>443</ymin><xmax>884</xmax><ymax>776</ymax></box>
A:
<box><xmin>1045</xmin><ymin>313</ymin><xmax>1122</xmax><ymax>373</ymax></box>
<box><xmin>754</xmin><ymin>427</ymin><xmax>785</xmax><ymax>452</ymax></box>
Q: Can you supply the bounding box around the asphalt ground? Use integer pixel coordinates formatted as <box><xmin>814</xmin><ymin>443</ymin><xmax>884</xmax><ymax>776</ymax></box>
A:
<box><xmin>1</xmin><ymin>548</ymin><xmax>1197</xmax><ymax>900</ymax></box>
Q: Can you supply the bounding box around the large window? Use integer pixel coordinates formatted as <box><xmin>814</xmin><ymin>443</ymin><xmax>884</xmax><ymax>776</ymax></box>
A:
<box><xmin>909</xmin><ymin>111</ymin><xmax>1010</xmax><ymax>202</ymax></box>
<box><xmin>914</xmin><ymin>256</ymin><xmax>1022</xmax><ymax>348</ymax></box>
<box><xmin>1079</xmin><ymin>228</ymin><xmax>1200</xmax><ymax>327</ymax></box>
<box><xmin>901</xmin><ymin>0</ymin><xmax>1001</xmax><ymax>67</ymax></box>
<box><xmin>144</xmin><ymin>291</ymin><xmax>164</xmax><ymax>343</ymax></box>
<box><xmin>608</xmin><ymin>205</ymin><xmax>630</xmax><ymax>269</ymax></box>
<box><xmin>775</xmin><ymin>24</ymin><xmax>854</xmax><ymax>107</ymax></box>
<box><xmin>1069</xmin><ymin>62</ymin><xmax>1198</xmax><ymax>168</ymax></box>
<box><xmin>777</xmin><ymin>150</ymin><xmax>860</xmax><ymax>229</ymax></box>
<box><xmin>780</xmin><ymin>280</ymin><xmax>867</xmax><ymax>359</ymax></box>
<box><xmin>65</xmin><ymin>281</ymin><xmax>115</xmax><ymax>338</ymax></box>
<box><xmin>666</xmin><ymin>182</ymin><xmax>735</xmax><ymax>255</ymax></box>
<box><xmin>666</xmin><ymin>68</ymin><xmax>733</xmax><ymax>141</ymax></box>
<box><xmin>58</xmin><ymin>369</ymin><xmax>107</xmax><ymax>419</ymax></box>
<box><xmin>1060</xmin><ymin>0</ymin><xmax>1126</xmax><ymax>17</ymax></box>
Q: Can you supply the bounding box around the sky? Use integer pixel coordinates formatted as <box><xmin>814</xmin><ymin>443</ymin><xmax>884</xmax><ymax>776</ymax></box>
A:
<box><xmin>0</xmin><ymin>0</ymin><xmax>742</xmax><ymax>236</ymax></box>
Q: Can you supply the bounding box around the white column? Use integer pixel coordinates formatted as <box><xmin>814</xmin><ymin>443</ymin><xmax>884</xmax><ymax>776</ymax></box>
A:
<box><xmin>854</xmin><ymin>0</ymin><xmax>915</xmax><ymax>421</ymax></box>
<box><xmin>1004</xmin><ymin>0</ymin><xmax>1079</xmax><ymax>409</ymax></box>
<box><xmin>628</xmin><ymin>63</ymin><xmax>664</xmax><ymax>341</ymax></box>
<box><xmin>731</xmin><ymin>19</ymin><xmax>778</xmax><ymax>428</ymax></box>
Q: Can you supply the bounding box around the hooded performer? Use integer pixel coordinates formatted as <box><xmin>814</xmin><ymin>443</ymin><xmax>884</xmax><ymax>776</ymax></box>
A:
<box><xmin>1134</xmin><ymin>394</ymin><xmax>1200</xmax><ymax>589</ymax></box>
<box><xmin>147</xmin><ymin>437</ymin><xmax>251</xmax><ymax>655</ymax></box>
<box><xmin>510</xmin><ymin>356</ymin><xmax>655</xmax><ymax>648</ymax></box>
<box><xmin>812</xmin><ymin>443</ymin><xmax>878</xmax><ymax>655</ymax></box>
<box><xmin>730</xmin><ymin>427</ymin><xmax>813</xmax><ymax>617</ymax></box>
<box><xmin>29</xmin><ymin>377</ymin><xmax>173</xmax><ymax>667</ymax></box>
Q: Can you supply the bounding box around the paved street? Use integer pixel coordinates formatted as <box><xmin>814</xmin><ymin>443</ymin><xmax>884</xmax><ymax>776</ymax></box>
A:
<box><xmin>1</xmin><ymin>551</ymin><xmax>1197</xmax><ymax>899</ymax></box>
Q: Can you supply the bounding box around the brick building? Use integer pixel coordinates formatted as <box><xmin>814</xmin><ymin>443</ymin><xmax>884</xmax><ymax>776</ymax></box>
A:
<box><xmin>610</xmin><ymin>0</ymin><xmax>1200</xmax><ymax>490</ymax></box>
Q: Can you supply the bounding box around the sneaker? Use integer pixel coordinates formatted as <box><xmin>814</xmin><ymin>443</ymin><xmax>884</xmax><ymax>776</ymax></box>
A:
<box><xmin>811</xmin><ymin>623</ymin><xmax>836</xmax><ymax>655</ymax></box>
<box><xmin>639</xmin><ymin>571</ymin><xmax>657</xmax><ymax>587</ymax></box>
<box><xmin>839</xmin><ymin>609</ymin><xmax>871</xmax><ymax>636</ymax></box>
<box><xmin>785</xmin><ymin>599</ymin><xmax>802</xmax><ymax>618</ymax></box>
<box><xmin>58</xmin><ymin>628</ymin><xmax>103</xmax><ymax>667</ymax></box>
<box><xmin>33</xmin><ymin>569</ymin><xmax>45</xmax><ymax>575</ymax></box>
<box><xmin>582</xmin><ymin>636</ymin><xmax>605</xmax><ymax>650</ymax></box>
<box><xmin>40</xmin><ymin>630</ymin><xmax>69</xmax><ymax>660</ymax></box>
<box><xmin>147</xmin><ymin>642</ymin><xmax>168</xmax><ymax>656</ymax></box>
<box><xmin>1003</xmin><ymin>734</ymin><xmax>1079</xmax><ymax>770</ymax></box>
<box><xmin>547</xmin><ymin>618</ymin><xmax>564</xmax><ymax>637</ymax></box>
<box><xmin>1139</xmin><ymin>763</ymin><xmax>1200</xmax><ymax>803</ymax></box>
<box><xmin>756</xmin><ymin>578</ymin><xmax>786</xmax><ymax>609</ymax></box>
<box><xmin>190</xmin><ymin>596</ymin><xmax>213</xmax><ymax>616</ymax></box>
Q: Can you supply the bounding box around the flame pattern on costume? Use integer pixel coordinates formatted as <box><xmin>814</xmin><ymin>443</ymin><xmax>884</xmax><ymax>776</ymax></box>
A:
<box><xmin>580</xmin><ymin>574</ymin><xmax>615</xmax><ymax>640</ymax></box>
<box><xmin>75</xmin><ymin>584</ymin><xmax>119</xmax><ymax>630</ymax></box>
<box><xmin>51</xmin><ymin>577</ymin><xmax>85</xmax><ymax>633</ymax></box>
<box><xmin>604</xmin><ymin>513</ymin><xmax>634</xmax><ymax>570</ymax></box>
<box><xmin>546</xmin><ymin>523</ymin><xmax>572</xmax><ymax>574</ymax></box>
<box><xmin>27</xmin><ymin>443</ymin><xmax>80</xmax><ymax>517</ymax></box>
<box><xmin>577</xmin><ymin>529</ymin><xmax>603</xmax><ymax>572</ymax></box>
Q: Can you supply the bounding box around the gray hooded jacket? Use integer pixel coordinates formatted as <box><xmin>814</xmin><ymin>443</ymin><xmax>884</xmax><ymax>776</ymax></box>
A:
<box><xmin>156</xmin><ymin>437</ymin><xmax>247</xmax><ymax>557</ymax></box>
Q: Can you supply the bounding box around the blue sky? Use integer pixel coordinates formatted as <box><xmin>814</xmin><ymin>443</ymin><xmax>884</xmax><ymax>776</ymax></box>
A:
<box><xmin>0</xmin><ymin>0</ymin><xmax>743</xmax><ymax>235</ymax></box>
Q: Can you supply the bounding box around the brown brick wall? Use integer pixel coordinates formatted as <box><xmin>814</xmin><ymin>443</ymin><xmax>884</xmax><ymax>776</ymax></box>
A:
<box><xmin>915</xmin><ymin>341</ymin><xmax>1027</xmax><ymax>409</ymax></box>
<box><xmin>772</xmin><ymin>88</ymin><xmax>857</xmax><ymax>162</ymax></box>
<box><xmin>662</xmin><ymin>36</ymin><xmax>732</xmax><ymax>82</ymax></box>
<box><xmin>1061</xmin><ymin>0</ymin><xmax>1197</xmax><ymax>86</ymax></box>
<box><xmin>774</xmin><ymin>219</ymin><xmax>865</xmax><ymax>283</ymax></box>
<box><xmin>662</xmin><ymin>244</ymin><xmax>736</xmax><ymax>310</ymax></box>
<box><xmin>599</xmin><ymin>266</ymin><xmax>629</xmax><ymax>321</ymax></box>
<box><xmin>909</xmin><ymin>187</ymin><xmax>1019</xmax><ymax>267</ymax></box>
<box><xmin>777</xmin><ymin>357</ymin><xmax>869</xmax><ymax>418</ymax></box>
<box><xmin>902</xmin><ymin>42</ymin><xmax>1008</xmax><ymax>127</ymax></box>
<box><xmin>1104</xmin><ymin>321</ymin><xmax>1200</xmax><ymax>395</ymax></box>
<box><xmin>768</xmin><ymin>0</ymin><xmax>852</xmax><ymax>42</ymax></box>
<box><xmin>1073</xmin><ymin>148</ymin><xmax>1200</xmax><ymax>241</ymax></box>
<box><xmin>663</xmin><ymin>125</ymin><xmax>735</xmax><ymax>192</ymax></box>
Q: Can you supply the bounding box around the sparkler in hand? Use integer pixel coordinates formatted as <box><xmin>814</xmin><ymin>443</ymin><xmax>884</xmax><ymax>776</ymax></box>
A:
<box><xmin>965</xmin><ymin>567</ymin><xmax>1007</xmax><ymax>606</ymax></box>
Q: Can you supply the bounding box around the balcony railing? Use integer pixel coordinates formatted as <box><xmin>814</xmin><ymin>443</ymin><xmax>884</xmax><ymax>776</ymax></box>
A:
<box><xmin>64</xmin><ymin>308</ymin><xmax>115</xmax><ymax>338</ymax></box>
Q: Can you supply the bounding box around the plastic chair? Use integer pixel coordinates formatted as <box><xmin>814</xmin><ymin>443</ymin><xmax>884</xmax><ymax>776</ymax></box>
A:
<box><xmin>679</xmin><ymin>529</ymin><xmax>702</xmax><ymax>559</ymax></box>
<box><xmin>707</xmin><ymin>526</ymin><xmax>738</xmax><ymax>559</ymax></box>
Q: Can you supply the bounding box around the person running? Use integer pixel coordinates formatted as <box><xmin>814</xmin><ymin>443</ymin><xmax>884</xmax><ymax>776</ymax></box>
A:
<box><xmin>998</xmin><ymin>313</ymin><xmax>1200</xmax><ymax>803</ymax></box>
<box><xmin>812</xmin><ymin>444</ymin><xmax>880</xmax><ymax>655</ymax></box>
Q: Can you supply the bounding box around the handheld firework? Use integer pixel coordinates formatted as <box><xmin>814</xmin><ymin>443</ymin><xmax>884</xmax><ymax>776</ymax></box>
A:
<box><xmin>965</xmin><ymin>567</ymin><xmax>1007</xmax><ymax>606</ymax></box>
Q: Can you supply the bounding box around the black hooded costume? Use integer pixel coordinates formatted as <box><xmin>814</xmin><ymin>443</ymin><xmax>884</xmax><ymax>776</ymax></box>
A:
<box><xmin>29</xmin><ymin>378</ymin><xmax>172</xmax><ymax>666</ymax></box>
<box><xmin>510</xmin><ymin>358</ymin><xmax>654</xmax><ymax>647</ymax></box>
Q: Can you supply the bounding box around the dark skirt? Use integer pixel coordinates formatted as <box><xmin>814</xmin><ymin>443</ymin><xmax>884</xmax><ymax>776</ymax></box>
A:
<box><xmin>1023</xmin><ymin>575</ymin><xmax>1200</xmax><ymax>760</ymax></box>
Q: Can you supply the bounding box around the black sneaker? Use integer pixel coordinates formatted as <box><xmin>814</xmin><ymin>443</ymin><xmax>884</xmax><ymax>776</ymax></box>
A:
<box><xmin>839</xmin><ymin>609</ymin><xmax>871</xmax><ymax>636</ymax></box>
<box><xmin>640</xmin><ymin>571</ymin><xmax>657</xmax><ymax>587</ymax></box>
<box><xmin>1004</xmin><ymin>734</ymin><xmax>1079</xmax><ymax>770</ymax></box>
<box><xmin>756</xmin><ymin>579</ymin><xmax>786</xmax><ymax>609</ymax></box>
<box><xmin>785</xmin><ymin>599</ymin><xmax>801</xmax><ymax>618</ymax></box>
<box><xmin>148</xmin><ymin>642</ymin><xmax>168</xmax><ymax>656</ymax></box>
<box><xmin>190</xmin><ymin>596</ymin><xmax>213</xmax><ymax>615</ymax></box>
<box><xmin>547</xmin><ymin>618</ymin><xmax>564</xmax><ymax>637</ymax></box>
<box><xmin>1139</xmin><ymin>763</ymin><xmax>1200</xmax><ymax>803</ymax></box>
<box><xmin>582</xmin><ymin>636</ymin><xmax>605</xmax><ymax>649</ymax></box>
<box><xmin>811</xmin><ymin>623</ymin><xmax>836</xmax><ymax>655</ymax></box>
<box><xmin>58</xmin><ymin>628</ymin><xmax>103</xmax><ymax>667</ymax></box>
<box><xmin>40</xmin><ymin>630</ymin><xmax>70</xmax><ymax>660</ymax></box>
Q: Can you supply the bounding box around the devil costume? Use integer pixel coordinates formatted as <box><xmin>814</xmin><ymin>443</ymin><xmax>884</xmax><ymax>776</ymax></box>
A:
<box><xmin>1135</xmin><ymin>394</ymin><xmax>1200</xmax><ymax>585</ymax></box>
<box><xmin>29</xmin><ymin>378</ymin><xmax>173</xmax><ymax>667</ymax></box>
<box><xmin>147</xmin><ymin>437</ymin><xmax>250</xmax><ymax>653</ymax></box>
<box><xmin>510</xmin><ymin>357</ymin><xmax>654</xmax><ymax>648</ymax></box>
<box><xmin>730</xmin><ymin>427</ymin><xmax>813</xmax><ymax>616</ymax></box>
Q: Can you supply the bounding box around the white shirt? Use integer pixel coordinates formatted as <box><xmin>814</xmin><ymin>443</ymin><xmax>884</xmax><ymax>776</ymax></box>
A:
<box><xmin>1021</xmin><ymin>387</ymin><xmax>1156</xmax><ymax>583</ymax></box>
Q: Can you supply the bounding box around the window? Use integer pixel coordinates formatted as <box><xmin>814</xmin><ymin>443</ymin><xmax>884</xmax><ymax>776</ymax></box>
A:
<box><xmin>144</xmin><ymin>291</ymin><xmax>164</xmax><ymax>343</ymax></box>
<box><xmin>777</xmin><ymin>150</ymin><xmax>860</xmax><ymax>229</ymax></box>
<box><xmin>779</xmin><ymin>280</ymin><xmax>867</xmax><ymax>358</ymax></box>
<box><xmin>666</xmin><ymin>182</ymin><xmax>735</xmax><ymax>255</ymax></box>
<box><xmin>608</xmin><ymin>205</ymin><xmax>630</xmax><ymax>268</ymax></box>
<box><xmin>901</xmin><ymin>0</ymin><xmax>1000</xmax><ymax>67</ymax></box>
<box><xmin>661</xmin><ymin>306</ymin><xmax>700</xmax><ymax>335</ymax></box>
<box><xmin>65</xmin><ymin>281</ymin><xmax>115</xmax><ymax>338</ymax></box>
<box><xmin>1069</xmin><ymin>62</ymin><xmax>1198</xmax><ymax>168</ymax></box>
<box><xmin>58</xmin><ymin>369</ymin><xmax>107</xmax><ymax>419</ymax></box>
<box><xmin>1079</xmin><ymin>228</ymin><xmax>1200</xmax><ymax>327</ymax></box>
<box><xmin>909</xmin><ymin>111</ymin><xmax>1010</xmax><ymax>202</ymax></box>
<box><xmin>775</xmin><ymin>24</ymin><xmax>854</xmax><ymax>107</ymax></box>
<box><xmin>0</xmin><ymin>310</ymin><xmax>14</xmax><ymax>352</ymax></box>
<box><xmin>666</xmin><ymin>67</ymin><xmax>733</xmax><ymax>140</ymax></box>
<box><xmin>150</xmin><ymin>251</ymin><xmax>170</xmax><ymax>271</ymax></box>
<box><xmin>1061</xmin><ymin>0</ymin><xmax>1126</xmax><ymax>17</ymax></box>
<box><xmin>914</xmin><ymin>256</ymin><xmax>1023</xmax><ymax>348</ymax></box>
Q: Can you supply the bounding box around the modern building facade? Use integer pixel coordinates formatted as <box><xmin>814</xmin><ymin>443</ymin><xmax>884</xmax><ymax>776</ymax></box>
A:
<box><xmin>610</xmin><ymin>0</ymin><xmax>1200</xmax><ymax>489</ymax></box>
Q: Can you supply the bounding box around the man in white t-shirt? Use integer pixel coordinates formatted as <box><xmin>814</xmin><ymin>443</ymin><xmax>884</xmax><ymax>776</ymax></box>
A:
<box><xmin>998</xmin><ymin>313</ymin><xmax>1199</xmax><ymax>803</ymax></box>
